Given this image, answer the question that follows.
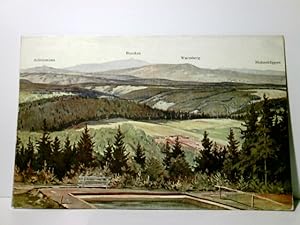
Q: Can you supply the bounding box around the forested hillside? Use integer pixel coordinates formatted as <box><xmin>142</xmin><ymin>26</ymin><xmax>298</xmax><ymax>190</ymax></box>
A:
<box><xmin>18</xmin><ymin>96</ymin><xmax>171</xmax><ymax>131</ymax></box>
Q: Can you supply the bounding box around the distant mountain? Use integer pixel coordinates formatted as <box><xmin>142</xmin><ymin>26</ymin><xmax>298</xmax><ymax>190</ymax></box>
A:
<box><xmin>20</xmin><ymin>73</ymin><xmax>199</xmax><ymax>86</ymax></box>
<box><xmin>64</xmin><ymin>59</ymin><xmax>149</xmax><ymax>73</ymax></box>
<box><xmin>21</xmin><ymin>65</ymin><xmax>78</xmax><ymax>75</ymax></box>
<box><xmin>100</xmin><ymin>63</ymin><xmax>286</xmax><ymax>85</ymax></box>
<box><xmin>20</xmin><ymin>63</ymin><xmax>286</xmax><ymax>85</ymax></box>
<box><xmin>20</xmin><ymin>65</ymin><xmax>139</xmax><ymax>85</ymax></box>
<box><xmin>227</xmin><ymin>68</ymin><xmax>285</xmax><ymax>76</ymax></box>
<box><xmin>20</xmin><ymin>73</ymin><xmax>101</xmax><ymax>85</ymax></box>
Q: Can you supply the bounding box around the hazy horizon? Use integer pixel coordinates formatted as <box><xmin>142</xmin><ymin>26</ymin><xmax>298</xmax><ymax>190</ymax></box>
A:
<box><xmin>20</xmin><ymin>36</ymin><xmax>286</xmax><ymax>72</ymax></box>
<box><xmin>21</xmin><ymin>59</ymin><xmax>286</xmax><ymax>73</ymax></box>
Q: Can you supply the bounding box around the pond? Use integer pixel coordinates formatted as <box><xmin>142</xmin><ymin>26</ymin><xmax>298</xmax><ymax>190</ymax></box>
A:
<box><xmin>74</xmin><ymin>192</ymin><xmax>229</xmax><ymax>210</ymax></box>
<box><xmin>92</xmin><ymin>199</ymin><xmax>222</xmax><ymax>210</ymax></box>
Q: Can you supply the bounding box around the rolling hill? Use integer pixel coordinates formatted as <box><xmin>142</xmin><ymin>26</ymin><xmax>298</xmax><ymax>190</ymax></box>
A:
<box><xmin>20</xmin><ymin>62</ymin><xmax>286</xmax><ymax>85</ymax></box>
<box><xmin>64</xmin><ymin>59</ymin><xmax>149</xmax><ymax>73</ymax></box>
<box><xmin>17</xmin><ymin>95</ymin><xmax>170</xmax><ymax>131</ymax></box>
<box><xmin>99</xmin><ymin>63</ymin><xmax>286</xmax><ymax>85</ymax></box>
<box><xmin>21</xmin><ymin>65</ymin><xmax>78</xmax><ymax>75</ymax></box>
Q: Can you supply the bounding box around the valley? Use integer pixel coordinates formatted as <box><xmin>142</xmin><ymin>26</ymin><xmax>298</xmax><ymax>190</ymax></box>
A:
<box><xmin>13</xmin><ymin>37</ymin><xmax>292</xmax><ymax>210</ymax></box>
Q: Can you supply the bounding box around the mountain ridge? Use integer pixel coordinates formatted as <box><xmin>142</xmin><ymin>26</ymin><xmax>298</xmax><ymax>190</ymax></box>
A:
<box><xmin>98</xmin><ymin>63</ymin><xmax>286</xmax><ymax>84</ymax></box>
<box><xmin>64</xmin><ymin>59</ymin><xmax>149</xmax><ymax>73</ymax></box>
<box><xmin>21</xmin><ymin>65</ymin><xmax>77</xmax><ymax>75</ymax></box>
<box><xmin>20</xmin><ymin>63</ymin><xmax>286</xmax><ymax>85</ymax></box>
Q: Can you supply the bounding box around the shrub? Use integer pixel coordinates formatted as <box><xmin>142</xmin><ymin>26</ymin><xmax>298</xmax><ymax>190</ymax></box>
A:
<box><xmin>144</xmin><ymin>157</ymin><xmax>165</xmax><ymax>182</ymax></box>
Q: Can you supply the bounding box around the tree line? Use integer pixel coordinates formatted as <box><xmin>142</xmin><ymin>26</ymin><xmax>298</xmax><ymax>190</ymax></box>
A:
<box><xmin>15</xmin><ymin>95</ymin><xmax>291</xmax><ymax>192</ymax></box>
<box><xmin>18</xmin><ymin>95</ymin><xmax>249</xmax><ymax>132</ymax></box>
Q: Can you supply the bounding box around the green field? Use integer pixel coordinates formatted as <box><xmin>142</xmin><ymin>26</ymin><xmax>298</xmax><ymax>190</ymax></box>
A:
<box><xmin>19</xmin><ymin>91</ymin><xmax>74</xmax><ymax>103</ymax></box>
<box><xmin>18</xmin><ymin>118</ymin><xmax>243</xmax><ymax>167</ymax></box>
<box><xmin>81</xmin><ymin>118</ymin><xmax>243</xmax><ymax>145</ymax></box>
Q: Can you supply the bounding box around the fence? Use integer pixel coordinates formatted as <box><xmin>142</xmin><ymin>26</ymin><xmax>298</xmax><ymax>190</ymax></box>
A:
<box><xmin>215</xmin><ymin>185</ymin><xmax>286</xmax><ymax>209</ymax></box>
<box><xmin>78</xmin><ymin>175</ymin><xmax>111</xmax><ymax>188</ymax></box>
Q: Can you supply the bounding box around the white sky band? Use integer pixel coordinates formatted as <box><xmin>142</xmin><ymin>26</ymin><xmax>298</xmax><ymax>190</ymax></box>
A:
<box><xmin>20</xmin><ymin>36</ymin><xmax>285</xmax><ymax>72</ymax></box>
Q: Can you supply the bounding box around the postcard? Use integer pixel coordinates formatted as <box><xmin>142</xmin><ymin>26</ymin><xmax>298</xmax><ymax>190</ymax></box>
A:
<box><xmin>13</xmin><ymin>36</ymin><xmax>293</xmax><ymax>210</ymax></box>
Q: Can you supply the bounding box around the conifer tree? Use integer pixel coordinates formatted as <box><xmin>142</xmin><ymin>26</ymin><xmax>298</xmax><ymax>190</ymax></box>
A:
<box><xmin>134</xmin><ymin>142</ymin><xmax>146</xmax><ymax>169</ymax></box>
<box><xmin>51</xmin><ymin>136</ymin><xmax>65</xmax><ymax>179</ymax></box>
<box><xmin>202</xmin><ymin>131</ymin><xmax>213</xmax><ymax>152</ymax></box>
<box><xmin>238</xmin><ymin>103</ymin><xmax>259</xmax><ymax>178</ymax></box>
<box><xmin>171</xmin><ymin>136</ymin><xmax>184</xmax><ymax>158</ymax></box>
<box><xmin>194</xmin><ymin>131</ymin><xmax>214</xmax><ymax>173</ymax></box>
<box><xmin>162</xmin><ymin>141</ymin><xmax>172</xmax><ymax>169</ymax></box>
<box><xmin>15</xmin><ymin>137</ymin><xmax>34</xmax><ymax>172</ymax></box>
<box><xmin>256</xmin><ymin>95</ymin><xmax>275</xmax><ymax>185</ymax></box>
<box><xmin>273</xmin><ymin>105</ymin><xmax>290</xmax><ymax>183</ymax></box>
<box><xmin>15</xmin><ymin>137</ymin><xmax>27</xmax><ymax>172</ymax></box>
<box><xmin>63</xmin><ymin>136</ymin><xmax>76</xmax><ymax>173</ymax></box>
<box><xmin>77</xmin><ymin>124</ymin><xmax>95</xmax><ymax>168</ymax></box>
<box><xmin>167</xmin><ymin>136</ymin><xmax>191</xmax><ymax>179</ymax></box>
<box><xmin>111</xmin><ymin>126</ymin><xmax>129</xmax><ymax>175</ymax></box>
<box><xmin>211</xmin><ymin>142</ymin><xmax>225</xmax><ymax>172</ymax></box>
<box><xmin>103</xmin><ymin>142</ymin><xmax>114</xmax><ymax>169</ymax></box>
<box><xmin>36</xmin><ymin>120</ymin><xmax>52</xmax><ymax>170</ymax></box>
<box><xmin>226</xmin><ymin>128</ymin><xmax>239</xmax><ymax>157</ymax></box>
<box><xmin>26</xmin><ymin>137</ymin><xmax>35</xmax><ymax>170</ymax></box>
<box><xmin>223</xmin><ymin>128</ymin><xmax>240</xmax><ymax>181</ymax></box>
<box><xmin>241</xmin><ymin>103</ymin><xmax>258</xmax><ymax>140</ymax></box>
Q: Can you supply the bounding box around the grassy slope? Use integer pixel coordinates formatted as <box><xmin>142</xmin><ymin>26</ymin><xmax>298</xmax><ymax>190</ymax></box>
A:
<box><xmin>18</xmin><ymin>118</ymin><xmax>242</xmax><ymax>166</ymax></box>
<box><xmin>20</xmin><ymin>80</ymin><xmax>286</xmax><ymax>116</ymax></box>
<box><xmin>121</xmin><ymin>85</ymin><xmax>286</xmax><ymax>114</ymax></box>
<box><xmin>82</xmin><ymin>118</ymin><xmax>243</xmax><ymax>145</ymax></box>
<box><xmin>18</xmin><ymin>123</ymin><xmax>164</xmax><ymax>160</ymax></box>
<box><xmin>16</xmin><ymin>81</ymin><xmax>282</xmax><ymax>166</ymax></box>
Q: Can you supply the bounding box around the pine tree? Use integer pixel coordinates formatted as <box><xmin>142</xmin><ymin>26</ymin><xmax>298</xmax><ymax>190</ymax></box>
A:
<box><xmin>194</xmin><ymin>131</ymin><xmax>214</xmax><ymax>173</ymax></box>
<box><xmin>15</xmin><ymin>137</ymin><xmax>27</xmax><ymax>172</ymax></box>
<box><xmin>77</xmin><ymin>124</ymin><xmax>95</xmax><ymax>168</ymax></box>
<box><xmin>238</xmin><ymin>103</ymin><xmax>259</xmax><ymax>179</ymax></box>
<box><xmin>202</xmin><ymin>131</ymin><xmax>213</xmax><ymax>152</ymax></box>
<box><xmin>63</xmin><ymin>136</ymin><xmax>76</xmax><ymax>173</ymax></box>
<box><xmin>211</xmin><ymin>142</ymin><xmax>225</xmax><ymax>172</ymax></box>
<box><xmin>25</xmin><ymin>137</ymin><xmax>35</xmax><ymax>169</ymax></box>
<box><xmin>162</xmin><ymin>141</ymin><xmax>172</xmax><ymax>169</ymax></box>
<box><xmin>256</xmin><ymin>95</ymin><xmax>275</xmax><ymax>185</ymax></box>
<box><xmin>226</xmin><ymin>128</ymin><xmax>239</xmax><ymax>157</ymax></box>
<box><xmin>260</xmin><ymin>94</ymin><xmax>274</xmax><ymax>132</ymax></box>
<box><xmin>111</xmin><ymin>126</ymin><xmax>129</xmax><ymax>175</ymax></box>
<box><xmin>241</xmin><ymin>104</ymin><xmax>259</xmax><ymax>140</ymax></box>
<box><xmin>171</xmin><ymin>136</ymin><xmax>184</xmax><ymax>158</ymax></box>
<box><xmin>273</xmin><ymin>105</ymin><xmax>290</xmax><ymax>184</ymax></box>
<box><xmin>51</xmin><ymin>136</ymin><xmax>65</xmax><ymax>179</ymax></box>
<box><xmin>103</xmin><ymin>142</ymin><xmax>114</xmax><ymax>169</ymax></box>
<box><xmin>166</xmin><ymin>136</ymin><xmax>191</xmax><ymax>180</ymax></box>
<box><xmin>223</xmin><ymin>128</ymin><xmax>240</xmax><ymax>181</ymax></box>
<box><xmin>134</xmin><ymin>142</ymin><xmax>146</xmax><ymax>169</ymax></box>
<box><xmin>36</xmin><ymin>122</ymin><xmax>52</xmax><ymax>171</ymax></box>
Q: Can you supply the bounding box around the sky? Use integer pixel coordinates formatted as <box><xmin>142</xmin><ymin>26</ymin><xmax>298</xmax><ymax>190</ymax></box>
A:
<box><xmin>20</xmin><ymin>36</ymin><xmax>286</xmax><ymax>71</ymax></box>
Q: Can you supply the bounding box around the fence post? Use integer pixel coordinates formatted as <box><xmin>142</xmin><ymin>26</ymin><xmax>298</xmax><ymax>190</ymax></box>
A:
<box><xmin>251</xmin><ymin>194</ymin><xmax>254</xmax><ymax>208</ymax></box>
<box><xmin>219</xmin><ymin>186</ymin><xmax>222</xmax><ymax>199</ymax></box>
